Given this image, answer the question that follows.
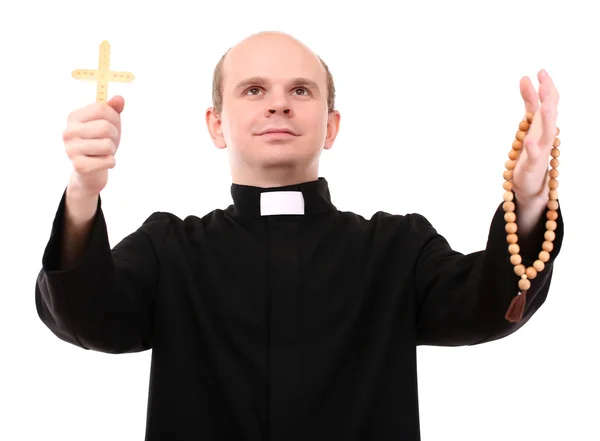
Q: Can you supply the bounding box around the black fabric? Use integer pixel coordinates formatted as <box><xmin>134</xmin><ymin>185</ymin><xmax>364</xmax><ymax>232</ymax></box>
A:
<box><xmin>35</xmin><ymin>177</ymin><xmax>564</xmax><ymax>440</ymax></box>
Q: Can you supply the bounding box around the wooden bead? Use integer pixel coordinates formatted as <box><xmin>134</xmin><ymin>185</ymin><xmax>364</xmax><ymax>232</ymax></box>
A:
<box><xmin>549</xmin><ymin>190</ymin><xmax>558</xmax><ymax>200</ymax></box>
<box><xmin>503</xmin><ymin>170</ymin><xmax>513</xmax><ymax>180</ymax></box>
<box><xmin>505</xmin><ymin>160</ymin><xmax>516</xmax><ymax>170</ymax></box>
<box><xmin>508</xmin><ymin>149</ymin><xmax>520</xmax><ymax>160</ymax></box>
<box><xmin>503</xmin><ymin>181</ymin><xmax>513</xmax><ymax>191</ymax></box>
<box><xmin>519</xmin><ymin>120</ymin><xmax>530</xmax><ymax>131</ymax></box>
<box><xmin>539</xmin><ymin>251</ymin><xmax>550</xmax><ymax>262</ymax></box>
<box><xmin>508</xmin><ymin>243</ymin><xmax>520</xmax><ymax>254</ymax></box>
<box><xmin>516</xmin><ymin>131</ymin><xmax>526</xmax><ymax>141</ymax></box>
<box><xmin>505</xmin><ymin>222</ymin><xmax>518</xmax><ymax>234</ymax></box>
<box><xmin>507</xmin><ymin>233</ymin><xmax>518</xmax><ymax>244</ymax></box>
<box><xmin>533</xmin><ymin>260</ymin><xmax>545</xmax><ymax>272</ymax></box>
<box><xmin>514</xmin><ymin>264</ymin><xmax>526</xmax><ymax>276</ymax></box>
<box><xmin>526</xmin><ymin>267</ymin><xmax>537</xmax><ymax>279</ymax></box>
<box><xmin>544</xmin><ymin>230</ymin><xmax>556</xmax><ymax>241</ymax></box>
<box><xmin>503</xmin><ymin>201</ymin><xmax>515</xmax><ymax>212</ymax></box>
<box><xmin>518</xmin><ymin>278</ymin><xmax>531</xmax><ymax>291</ymax></box>
<box><xmin>503</xmin><ymin>191</ymin><xmax>514</xmax><ymax>202</ymax></box>
<box><xmin>551</xmin><ymin>148</ymin><xmax>560</xmax><ymax>158</ymax></box>
<box><xmin>512</xmin><ymin>140</ymin><xmax>523</xmax><ymax>150</ymax></box>
<box><xmin>547</xmin><ymin>200</ymin><xmax>559</xmax><ymax>211</ymax></box>
<box><xmin>542</xmin><ymin>241</ymin><xmax>554</xmax><ymax>252</ymax></box>
<box><xmin>553</xmin><ymin>138</ymin><xmax>561</xmax><ymax>147</ymax></box>
<box><xmin>549</xmin><ymin>179</ymin><xmax>559</xmax><ymax>189</ymax></box>
<box><xmin>546</xmin><ymin>210</ymin><xmax>558</xmax><ymax>221</ymax></box>
<box><xmin>504</xmin><ymin>212</ymin><xmax>516</xmax><ymax>223</ymax></box>
<box><xmin>549</xmin><ymin>169</ymin><xmax>559</xmax><ymax>179</ymax></box>
<box><xmin>510</xmin><ymin>254</ymin><xmax>522</xmax><ymax>265</ymax></box>
<box><xmin>546</xmin><ymin>220</ymin><xmax>557</xmax><ymax>231</ymax></box>
<box><xmin>550</xmin><ymin>158</ymin><xmax>559</xmax><ymax>168</ymax></box>
<box><xmin>526</xmin><ymin>112</ymin><xmax>534</xmax><ymax>122</ymax></box>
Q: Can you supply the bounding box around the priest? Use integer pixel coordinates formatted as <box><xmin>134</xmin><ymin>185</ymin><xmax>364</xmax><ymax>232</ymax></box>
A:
<box><xmin>35</xmin><ymin>31</ymin><xmax>564</xmax><ymax>441</ymax></box>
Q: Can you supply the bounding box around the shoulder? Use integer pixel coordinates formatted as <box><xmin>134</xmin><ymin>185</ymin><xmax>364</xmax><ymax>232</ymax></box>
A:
<box><xmin>137</xmin><ymin>209</ymin><xmax>226</xmax><ymax>233</ymax></box>
<box><xmin>336</xmin><ymin>209</ymin><xmax>437</xmax><ymax>236</ymax></box>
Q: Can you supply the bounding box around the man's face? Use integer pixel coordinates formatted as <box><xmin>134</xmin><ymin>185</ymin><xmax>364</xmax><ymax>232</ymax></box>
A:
<box><xmin>207</xmin><ymin>33</ymin><xmax>340</xmax><ymax>181</ymax></box>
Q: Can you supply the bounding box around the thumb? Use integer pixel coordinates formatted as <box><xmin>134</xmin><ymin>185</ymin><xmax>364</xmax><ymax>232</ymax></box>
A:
<box><xmin>107</xmin><ymin>95</ymin><xmax>125</xmax><ymax>114</ymax></box>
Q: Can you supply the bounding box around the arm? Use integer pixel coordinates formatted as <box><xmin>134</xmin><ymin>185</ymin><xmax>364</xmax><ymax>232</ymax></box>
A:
<box><xmin>414</xmin><ymin>199</ymin><xmax>564</xmax><ymax>346</ymax></box>
<box><xmin>35</xmin><ymin>187</ymin><xmax>167</xmax><ymax>354</ymax></box>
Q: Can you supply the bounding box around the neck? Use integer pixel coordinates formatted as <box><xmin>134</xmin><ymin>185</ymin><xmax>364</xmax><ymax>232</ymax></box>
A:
<box><xmin>231</xmin><ymin>163</ymin><xmax>319</xmax><ymax>188</ymax></box>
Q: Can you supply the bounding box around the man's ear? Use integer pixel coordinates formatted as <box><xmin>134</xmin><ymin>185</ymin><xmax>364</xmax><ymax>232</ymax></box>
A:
<box><xmin>205</xmin><ymin>107</ymin><xmax>227</xmax><ymax>149</ymax></box>
<box><xmin>323</xmin><ymin>110</ymin><xmax>341</xmax><ymax>150</ymax></box>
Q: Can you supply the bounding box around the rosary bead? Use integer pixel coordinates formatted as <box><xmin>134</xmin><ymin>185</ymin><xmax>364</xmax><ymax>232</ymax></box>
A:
<box><xmin>546</xmin><ymin>210</ymin><xmax>558</xmax><ymax>221</ymax></box>
<box><xmin>503</xmin><ymin>191</ymin><xmax>514</xmax><ymax>202</ymax></box>
<box><xmin>553</xmin><ymin>138</ymin><xmax>561</xmax><ymax>147</ymax></box>
<box><xmin>503</xmin><ymin>201</ymin><xmax>515</xmax><ymax>212</ymax></box>
<box><xmin>551</xmin><ymin>148</ymin><xmax>560</xmax><ymax>158</ymax></box>
<box><xmin>503</xmin><ymin>181</ymin><xmax>513</xmax><ymax>191</ymax></box>
<box><xmin>526</xmin><ymin>267</ymin><xmax>538</xmax><ymax>279</ymax></box>
<box><xmin>509</xmin><ymin>149</ymin><xmax>519</xmax><ymax>160</ymax></box>
<box><xmin>519</xmin><ymin>121</ymin><xmax>530</xmax><ymax>131</ymax></box>
<box><xmin>516</xmin><ymin>131</ymin><xmax>526</xmax><ymax>141</ymax></box>
<box><xmin>503</xmin><ymin>170</ymin><xmax>513</xmax><ymax>180</ymax></box>
<box><xmin>549</xmin><ymin>190</ymin><xmax>558</xmax><ymax>200</ymax></box>
<box><xmin>514</xmin><ymin>264</ymin><xmax>526</xmax><ymax>276</ymax></box>
<box><xmin>513</xmin><ymin>140</ymin><xmax>523</xmax><ymax>150</ymax></box>
<box><xmin>507</xmin><ymin>233</ymin><xmax>518</xmax><ymax>244</ymax></box>
<box><xmin>518</xmin><ymin>278</ymin><xmax>531</xmax><ymax>291</ymax></box>
<box><xmin>549</xmin><ymin>169</ymin><xmax>559</xmax><ymax>179</ymax></box>
<box><xmin>505</xmin><ymin>222</ymin><xmax>517</xmax><ymax>234</ymax></box>
<box><xmin>550</xmin><ymin>158</ymin><xmax>559</xmax><ymax>168</ymax></box>
<box><xmin>542</xmin><ymin>241</ymin><xmax>554</xmax><ymax>252</ymax></box>
<box><xmin>504</xmin><ymin>212</ymin><xmax>516</xmax><ymax>223</ymax></box>
<box><xmin>546</xmin><ymin>220</ymin><xmax>557</xmax><ymax>231</ymax></box>
<box><xmin>508</xmin><ymin>243</ymin><xmax>520</xmax><ymax>254</ymax></box>
<box><xmin>544</xmin><ymin>230</ymin><xmax>556</xmax><ymax>241</ymax></box>
<box><xmin>533</xmin><ymin>260</ymin><xmax>545</xmax><ymax>272</ymax></box>
<box><xmin>510</xmin><ymin>254</ymin><xmax>522</xmax><ymax>265</ymax></box>
<box><xmin>539</xmin><ymin>251</ymin><xmax>550</xmax><ymax>263</ymax></box>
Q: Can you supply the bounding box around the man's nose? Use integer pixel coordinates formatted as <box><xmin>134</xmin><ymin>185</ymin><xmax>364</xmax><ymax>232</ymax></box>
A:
<box><xmin>268</xmin><ymin>108</ymin><xmax>291</xmax><ymax>114</ymax></box>
<box><xmin>266</xmin><ymin>91</ymin><xmax>292</xmax><ymax>116</ymax></box>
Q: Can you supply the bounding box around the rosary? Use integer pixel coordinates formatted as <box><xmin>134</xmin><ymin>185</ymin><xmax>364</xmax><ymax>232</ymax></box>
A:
<box><xmin>503</xmin><ymin>111</ymin><xmax>560</xmax><ymax>323</ymax></box>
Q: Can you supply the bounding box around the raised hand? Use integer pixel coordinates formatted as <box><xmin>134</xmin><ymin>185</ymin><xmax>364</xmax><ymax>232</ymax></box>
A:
<box><xmin>512</xmin><ymin>70</ymin><xmax>560</xmax><ymax>203</ymax></box>
<box><xmin>63</xmin><ymin>95</ymin><xmax>125</xmax><ymax>196</ymax></box>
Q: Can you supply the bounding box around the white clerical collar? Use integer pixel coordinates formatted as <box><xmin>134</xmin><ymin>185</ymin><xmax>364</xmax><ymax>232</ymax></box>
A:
<box><xmin>260</xmin><ymin>191</ymin><xmax>305</xmax><ymax>216</ymax></box>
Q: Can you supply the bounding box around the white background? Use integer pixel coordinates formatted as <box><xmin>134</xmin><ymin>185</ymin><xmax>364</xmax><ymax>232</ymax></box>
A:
<box><xmin>1</xmin><ymin>0</ymin><xmax>597</xmax><ymax>440</ymax></box>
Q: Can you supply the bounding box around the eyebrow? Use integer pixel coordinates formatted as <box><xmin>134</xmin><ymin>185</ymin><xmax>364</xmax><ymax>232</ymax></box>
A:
<box><xmin>234</xmin><ymin>76</ymin><xmax>321</xmax><ymax>92</ymax></box>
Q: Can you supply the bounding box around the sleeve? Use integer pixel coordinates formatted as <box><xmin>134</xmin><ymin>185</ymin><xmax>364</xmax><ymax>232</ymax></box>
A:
<box><xmin>35</xmin><ymin>188</ymin><xmax>169</xmax><ymax>354</ymax></box>
<box><xmin>413</xmin><ymin>199</ymin><xmax>564</xmax><ymax>346</ymax></box>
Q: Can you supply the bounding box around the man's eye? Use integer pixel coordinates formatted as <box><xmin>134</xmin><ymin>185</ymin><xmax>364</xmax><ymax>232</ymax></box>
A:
<box><xmin>293</xmin><ymin>87</ymin><xmax>309</xmax><ymax>95</ymax></box>
<box><xmin>247</xmin><ymin>88</ymin><xmax>262</xmax><ymax>95</ymax></box>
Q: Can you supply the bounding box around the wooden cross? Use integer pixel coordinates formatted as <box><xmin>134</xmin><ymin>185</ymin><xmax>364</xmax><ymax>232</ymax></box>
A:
<box><xmin>71</xmin><ymin>40</ymin><xmax>135</xmax><ymax>102</ymax></box>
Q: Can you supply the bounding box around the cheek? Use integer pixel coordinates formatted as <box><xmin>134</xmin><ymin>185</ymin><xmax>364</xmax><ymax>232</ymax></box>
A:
<box><xmin>222</xmin><ymin>112</ymin><xmax>255</xmax><ymax>144</ymax></box>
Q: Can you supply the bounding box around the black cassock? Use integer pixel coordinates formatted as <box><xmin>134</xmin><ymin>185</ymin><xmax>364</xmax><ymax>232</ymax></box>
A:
<box><xmin>35</xmin><ymin>178</ymin><xmax>564</xmax><ymax>441</ymax></box>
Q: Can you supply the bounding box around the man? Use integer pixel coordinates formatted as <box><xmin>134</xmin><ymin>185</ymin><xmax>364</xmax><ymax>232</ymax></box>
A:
<box><xmin>36</xmin><ymin>31</ymin><xmax>564</xmax><ymax>440</ymax></box>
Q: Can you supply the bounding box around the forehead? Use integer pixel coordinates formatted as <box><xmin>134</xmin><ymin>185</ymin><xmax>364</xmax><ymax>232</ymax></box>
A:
<box><xmin>222</xmin><ymin>34</ymin><xmax>326</xmax><ymax>90</ymax></box>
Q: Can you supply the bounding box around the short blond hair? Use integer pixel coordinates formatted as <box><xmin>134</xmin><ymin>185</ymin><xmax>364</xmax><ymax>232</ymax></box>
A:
<box><xmin>211</xmin><ymin>49</ymin><xmax>336</xmax><ymax>114</ymax></box>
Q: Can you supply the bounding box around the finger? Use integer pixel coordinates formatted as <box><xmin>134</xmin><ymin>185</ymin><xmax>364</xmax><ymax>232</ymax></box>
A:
<box><xmin>67</xmin><ymin>102</ymin><xmax>121</xmax><ymax>129</ymax></box>
<box><xmin>72</xmin><ymin>155</ymin><xmax>116</xmax><ymax>175</ymax></box>
<box><xmin>64</xmin><ymin>119</ymin><xmax>119</xmax><ymax>142</ymax></box>
<box><xmin>538</xmin><ymin>100</ymin><xmax>557</xmax><ymax>148</ymax></box>
<box><xmin>538</xmin><ymin>69</ymin><xmax>559</xmax><ymax>106</ymax></box>
<box><xmin>519</xmin><ymin>76</ymin><xmax>539</xmax><ymax>115</ymax></box>
<box><xmin>66</xmin><ymin>138</ymin><xmax>116</xmax><ymax>159</ymax></box>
